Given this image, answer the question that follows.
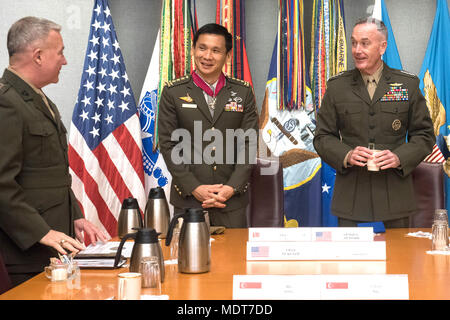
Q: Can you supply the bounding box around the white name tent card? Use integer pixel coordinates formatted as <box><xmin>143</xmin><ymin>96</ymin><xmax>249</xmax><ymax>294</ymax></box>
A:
<box><xmin>247</xmin><ymin>241</ymin><xmax>386</xmax><ymax>261</ymax></box>
<box><xmin>247</xmin><ymin>227</ymin><xmax>385</xmax><ymax>261</ymax></box>
<box><xmin>233</xmin><ymin>274</ymin><xmax>409</xmax><ymax>300</ymax></box>
<box><xmin>248</xmin><ymin>227</ymin><xmax>374</xmax><ymax>242</ymax></box>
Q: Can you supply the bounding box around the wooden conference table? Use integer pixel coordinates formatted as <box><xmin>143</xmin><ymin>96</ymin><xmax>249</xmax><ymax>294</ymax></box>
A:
<box><xmin>1</xmin><ymin>228</ymin><xmax>449</xmax><ymax>300</ymax></box>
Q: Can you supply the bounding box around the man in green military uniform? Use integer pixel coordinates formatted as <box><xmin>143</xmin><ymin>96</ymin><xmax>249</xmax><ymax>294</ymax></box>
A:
<box><xmin>158</xmin><ymin>23</ymin><xmax>258</xmax><ymax>228</ymax></box>
<box><xmin>0</xmin><ymin>17</ymin><xmax>107</xmax><ymax>287</ymax></box>
<box><xmin>314</xmin><ymin>17</ymin><xmax>435</xmax><ymax>227</ymax></box>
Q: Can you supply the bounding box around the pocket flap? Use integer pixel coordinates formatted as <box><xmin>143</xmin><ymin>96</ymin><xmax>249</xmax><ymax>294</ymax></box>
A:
<box><xmin>28</xmin><ymin>122</ymin><xmax>54</xmax><ymax>136</ymax></box>
<box><xmin>380</xmin><ymin>104</ymin><xmax>409</xmax><ymax>114</ymax></box>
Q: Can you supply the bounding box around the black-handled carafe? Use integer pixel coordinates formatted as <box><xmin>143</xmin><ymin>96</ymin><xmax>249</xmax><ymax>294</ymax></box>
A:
<box><xmin>165</xmin><ymin>208</ymin><xmax>210</xmax><ymax>273</ymax></box>
<box><xmin>117</xmin><ymin>197</ymin><xmax>143</xmax><ymax>239</ymax></box>
<box><xmin>114</xmin><ymin>228</ymin><xmax>164</xmax><ymax>282</ymax></box>
<box><xmin>144</xmin><ymin>187</ymin><xmax>170</xmax><ymax>239</ymax></box>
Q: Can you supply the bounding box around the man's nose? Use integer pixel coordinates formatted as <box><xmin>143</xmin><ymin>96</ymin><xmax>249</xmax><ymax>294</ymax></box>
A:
<box><xmin>204</xmin><ymin>50</ymin><xmax>212</xmax><ymax>59</ymax></box>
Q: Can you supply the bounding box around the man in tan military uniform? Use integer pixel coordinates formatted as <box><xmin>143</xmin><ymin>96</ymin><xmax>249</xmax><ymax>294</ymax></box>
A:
<box><xmin>314</xmin><ymin>18</ymin><xmax>435</xmax><ymax>227</ymax></box>
<box><xmin>0</xmin><ymin>17</ymin><xmax>106</xmax><ymax>287</ymax></box>
<box><xmin>158</xmin><ymin>24</ymin><xmax>258</xmax><ymax>228</ymax></box>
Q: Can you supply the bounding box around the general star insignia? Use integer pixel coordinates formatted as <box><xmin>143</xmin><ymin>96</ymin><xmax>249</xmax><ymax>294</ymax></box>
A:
<box><xmin>179</xmin><ymin>93</ymin><xmax>193</xmax><ymax>103</ymax></box>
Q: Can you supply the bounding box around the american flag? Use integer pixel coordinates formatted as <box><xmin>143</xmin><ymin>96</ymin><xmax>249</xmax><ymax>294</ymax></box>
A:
<box><xmin>251</xmin><ymin>246</ymin><xmax>269</xmax><ymax>258</ymax></box>
<box><xmin>315</xmin><ymin>231</ymin><xmax>332</xmax><ymax>241</ymax></box>
<box><xmin>423</xmin><ymin>144</ymin><xmax>445</xmax><ymax>163</ymax></box>
<box><xmin>68</xmin><ymin>0</ymin><xmax>146</xmax><ymax>240</ymax></box>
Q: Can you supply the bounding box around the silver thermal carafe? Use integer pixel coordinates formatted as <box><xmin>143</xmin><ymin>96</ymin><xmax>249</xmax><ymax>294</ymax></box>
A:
<box><xmin>114</xmin><ymin>228</ymin><xmax>165</xmax><ymax>282</ymax></box>
<box><xmin>165</xmin><ymin>208</ymin><xmax>210</xmax><ymax>274</ymax></box>
<box><xmin>144</xmin><ymin>187</ymin><xmax>170</xmax><ymax>239</ymax></box>
<box><xmin>117</xmin><ymin>197</ymin><xmax>143</xmax><ymax>239</ymax></box>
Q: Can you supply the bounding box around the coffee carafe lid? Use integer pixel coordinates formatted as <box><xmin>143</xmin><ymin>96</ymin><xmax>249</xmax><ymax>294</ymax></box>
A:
<box><xmin>121</xmin><ymin>197</ymin><xmax>140</xmax><ymax>209</ymax></box>
<box><xmin>148</xmin><ymin>187</ymin><xmax>166</xmax><ymax>199</ymax></box>
<box><xmin>184</xmin><ymin>208</ymin><xmax>206</xmax><ymax>222</ymax></box>
<box><xmin>135</xmin><ymin>228</ymin><xmax>160</xmax><ymax>243</ymax></box>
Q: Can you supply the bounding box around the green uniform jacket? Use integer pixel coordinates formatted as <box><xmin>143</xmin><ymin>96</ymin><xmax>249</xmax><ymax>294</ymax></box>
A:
<box><xmin>158</xmin><ymin>74</ymin><xmax>259</xmax><ymax>212</ymax></box>
<box><xmin>314</xmin><ymin>64</ymin><xmax>435</xmax><ymax>221</ymax></box>
<box><xmin>0</xmin><ymin>69</ymin><xmax>83</xmax><ymax>273</ymax></box>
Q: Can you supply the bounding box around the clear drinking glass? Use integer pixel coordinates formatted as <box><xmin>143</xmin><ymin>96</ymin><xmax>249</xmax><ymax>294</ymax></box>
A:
<box><xmin>170</xmin><ymin>226</ymin><xmax>181</xmax><ymax>261</ymax></box>
<box><xmin>432</xmin><ymin>209</ymin><xmax>449</xmax><ymax>251</ymax></box>
<box><xmin>139</xmin><ymin>256</ymin><xmax>161</xmax><ymax>296</ymax></box>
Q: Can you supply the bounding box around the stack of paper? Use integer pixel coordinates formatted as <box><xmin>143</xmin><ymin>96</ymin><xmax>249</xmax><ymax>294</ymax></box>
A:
<box><xmin>74</xmin><ymin>241</ymin><xmax>134</xmax><ymax>268</ymax></box>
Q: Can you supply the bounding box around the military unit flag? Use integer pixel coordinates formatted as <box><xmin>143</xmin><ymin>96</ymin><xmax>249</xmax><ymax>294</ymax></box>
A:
<box><xmin>216</xmin><ymin>0</ymin><xmax>253</xmax><ymax>85</ymax></box>
<box><xmin>260</xmin><ymin>0</ymin><xmax>321</xmax><ymax>227</ymax></box>
<box><xmin>310</xmin><ymin>0</ymin><xmax>347</xmax><ymax>227</ymax></box>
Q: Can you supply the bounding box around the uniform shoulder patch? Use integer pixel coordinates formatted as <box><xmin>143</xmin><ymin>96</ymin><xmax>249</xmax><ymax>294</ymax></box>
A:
<box><xmin>228</xmin><ymin>77</ymin><xmax>250</xmax><ymax>87</ymax></box>
<box><xmin>166</xmin><ymin>75</ymin><xmax>191</xmax><ymax>88</ymax></box>
<box><xmin>393</xmin><ymin>69</ymin><xmax>417</xmax><ymax>78</ymax></box>
<box><xmin>327</xmin><ymin>70</ymin><xmax>351</xmax><ymax>81</ymax></box>
<box><xmin>0</xmin><ymin>82</ymin><xmax>10</xmax><ymax>95</ymax></box>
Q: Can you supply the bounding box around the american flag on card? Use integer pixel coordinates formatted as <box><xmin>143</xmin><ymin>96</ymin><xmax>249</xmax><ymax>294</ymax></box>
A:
<box><xmin>251</xmin><ymin>246</ymin><xmax>269</xmax><ymax>257</ymax></box>
<box><xmin>68</xmin><ymin>0</ymin><xmax>146</xmax><ymax>240</ymax></box>
<box><xmin>315</xmin><ymin>231</ymin><xmax>332</xmax><ymax>241</ymax></box>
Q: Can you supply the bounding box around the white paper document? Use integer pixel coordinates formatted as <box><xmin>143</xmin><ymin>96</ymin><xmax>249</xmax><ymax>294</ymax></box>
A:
<box><xmin>233</xmin><ymin>274</ymin><xmax>409</xmax><ymax>300</ymax></box>
<box><xmin>247</xmin><ymin>241</ymin><xmax>386</xmax><ymax>260</ymax></box>
<box><xmin>78</xmin><ymin>241</ymin><xmax>134</xmax><ymax>258</ymax></box>
<box><xmin>75</xmin><ymin>258</ymin><xmax>126</xmax><ymax>268</ymax></box>
<box><xmin>248</xmin><ymin>227</ymin><xmax>374</xmax><ymax>242</ymax></box>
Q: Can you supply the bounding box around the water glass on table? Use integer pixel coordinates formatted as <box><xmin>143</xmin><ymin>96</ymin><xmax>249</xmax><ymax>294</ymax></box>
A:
<box><xmin>139</xmin><ymin>256</ymin><xmax>162</xmax><ymax>296</ymax></box>
<box><xmin>432</xmin><ymin>209</ymin><xmax>449</xmax><ymax>251</ymax></box>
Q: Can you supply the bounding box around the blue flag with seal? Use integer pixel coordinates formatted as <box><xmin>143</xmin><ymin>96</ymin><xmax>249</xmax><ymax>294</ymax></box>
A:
<box><xmin>418</xmin><ymin>0</ymin><xmax>450</xmax><ymax>210</ymax></box>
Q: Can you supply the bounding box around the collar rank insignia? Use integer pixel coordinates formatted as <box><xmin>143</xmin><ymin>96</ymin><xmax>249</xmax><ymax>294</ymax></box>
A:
<box><xmin>179</xmin><ymin>93</ymin><xmax>193</xmax><ymax>103</ymax></box>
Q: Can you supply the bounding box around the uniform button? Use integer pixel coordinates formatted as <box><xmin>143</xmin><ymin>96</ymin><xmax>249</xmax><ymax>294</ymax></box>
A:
<box><xmin>212</xmin><ymin>146</ymin><xmax>216</xmax><ymax>151</ymax></box>
<box><xmin>369</xmin><ymin>125</ymin><xmax>375</xmax><ymax>129</ymax></box>
<box><xmin>370</xmin><ymin>111</ymin><xmax>375</xmax><ymax>116</ymax></box>
<box><xmin>178</xmin><ymin>191</ymin><xmax>182</xmax><ymax>195</ymax></box>
<box><xmin>213</xmin><ymin>166</ymin><xmax>217</xmax><ymax>171</ymax></box>
<box><xmin>211</xmin><ymin>127</ymin><xmax>215</xmax><ymax>131</ymax></box>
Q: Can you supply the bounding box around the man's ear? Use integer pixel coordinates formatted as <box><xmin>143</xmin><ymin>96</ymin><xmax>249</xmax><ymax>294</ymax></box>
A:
<box><xmin>379</xmin><ymin>40</ymin><xmax>387</xmax><ymax>56</ymax></box>
<box><xmin>32</xmin><ymin>48</ymin><xmax>42</xmax><ymax>65</ymax></box>
<box><xmin>226</xmin><ymin>50</ymin><xmax>232</xmax><ymax>63</ymax></box>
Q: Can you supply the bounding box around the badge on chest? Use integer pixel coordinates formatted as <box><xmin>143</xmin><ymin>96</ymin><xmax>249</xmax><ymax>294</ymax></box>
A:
<box><xmin>224</xmin><ymin>101</ymin><xmax>243</xmax><ymax>112</ymax></box>
<box><xmin>381</xmin><ymin>83</ymin><xmax>408</xmax><ymax>102</ymax></box>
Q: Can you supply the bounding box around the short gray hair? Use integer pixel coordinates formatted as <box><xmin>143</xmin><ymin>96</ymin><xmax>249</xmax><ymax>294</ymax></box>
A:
<box><xmin>354</xmin><ymin>17</ymin><xmax>388</xmax><ymax>41</ymax></box>
<box><xmin>7</xmin><ymin>16</ymin><xmax>61</xmax><ymax>57</ymax></box>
